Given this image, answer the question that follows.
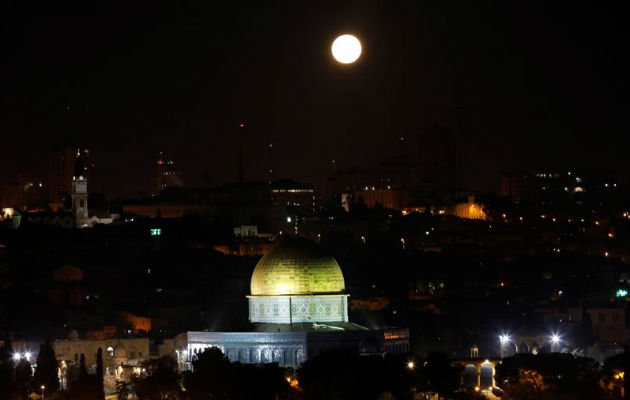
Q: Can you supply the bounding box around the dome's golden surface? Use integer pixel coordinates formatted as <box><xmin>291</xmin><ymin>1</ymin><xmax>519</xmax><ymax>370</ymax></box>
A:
<box><xmin>250</xmin><ymin>239</ymin><xmax>345</xmax><ymax>296</ymax></box>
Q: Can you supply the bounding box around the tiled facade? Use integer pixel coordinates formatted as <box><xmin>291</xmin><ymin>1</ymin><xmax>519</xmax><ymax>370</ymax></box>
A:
<box><xmin>248</xmin><ymin>295</ymin><xmax>349</xmax><ymax>323</ymax></box>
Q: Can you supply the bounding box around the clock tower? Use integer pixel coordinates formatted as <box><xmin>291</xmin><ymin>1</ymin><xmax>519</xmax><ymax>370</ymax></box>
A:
<box><xmin>71</xmin><ymin>148</ymin><xmax>89</xmax><ymax>228</ymax></box>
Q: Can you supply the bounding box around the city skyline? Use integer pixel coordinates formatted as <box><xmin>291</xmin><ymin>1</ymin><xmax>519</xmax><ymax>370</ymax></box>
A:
<box><xmin>1</xmin><ymin>1</ymin><xmax>628</xmax><ymax>197</ymax></box>
<box><xmin>1</xmin><ymin>3</ymin><xmax>628</xmax><ymax>397</ymax></box>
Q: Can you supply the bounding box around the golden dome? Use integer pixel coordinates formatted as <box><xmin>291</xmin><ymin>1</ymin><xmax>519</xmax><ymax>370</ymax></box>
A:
<box><xmin>250</xmin><ymin>238</ymin><xmax>345</xmax><ymax>296</ymax></box>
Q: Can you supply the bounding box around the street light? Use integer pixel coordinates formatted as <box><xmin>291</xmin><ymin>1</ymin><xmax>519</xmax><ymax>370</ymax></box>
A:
<box><xmin>41</xmin><ymin>385</ymin><xmax>45</xmax><ymax>400</ymax></box>
<box><xmin>407</xmin><ymin>361</ymin><xmax>415</xmax><ymax>370</ymax></box>
<box><xmin>499</xmin><ymin>334</ymin><xmax>514</xmax><ymax>358</ymax></box>
<box><xmin>549</xmin><ymin>333</ymin><xmax>561</xmax><ymax>353</ymax></box>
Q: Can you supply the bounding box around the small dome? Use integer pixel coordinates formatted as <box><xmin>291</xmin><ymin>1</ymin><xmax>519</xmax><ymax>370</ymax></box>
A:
<box><xmin>250</xmin><ymin>238</ymin><xmax>345</xmax><ymax>296</ymax></box>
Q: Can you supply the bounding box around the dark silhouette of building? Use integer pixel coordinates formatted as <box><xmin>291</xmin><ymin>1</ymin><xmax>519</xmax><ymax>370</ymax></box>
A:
<box><xmin>49</xmin><ymin>145</ymin><xmax>94</xmax><ymax>208</ymax></box>
<box><xmin>156</xmin><ymin>152</ymin><xmax>184</xmax><ymax>194</ymax></box>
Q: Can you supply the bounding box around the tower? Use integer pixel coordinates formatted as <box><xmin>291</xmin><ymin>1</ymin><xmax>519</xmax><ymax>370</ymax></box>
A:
<box><xmin>49</xmin><ymin>145</ymin><xmax>94</xmax><ymax>207</ymax></box>
<box><xmin>71</xmin><ymin>148</ymin><xmax>89</xmax><ymax>228</ymax></box>
<box><xmin>155</xmin><ymin>152</ymin><xmax>184</xmax><ymax>194</ymax></box>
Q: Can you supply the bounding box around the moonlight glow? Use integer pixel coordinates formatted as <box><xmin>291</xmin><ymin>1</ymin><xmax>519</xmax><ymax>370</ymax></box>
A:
<box><xmin>331</xmin><ymin>34</ymin><xmax>362</xmax><ymax>64</ymax></box>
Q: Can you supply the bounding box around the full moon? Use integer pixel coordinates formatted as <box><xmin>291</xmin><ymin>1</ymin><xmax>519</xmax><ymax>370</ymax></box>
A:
<box><xmin>331</xmin><ymin>34</ymin><xmax>362</xmax><ymax>64</ymax></box>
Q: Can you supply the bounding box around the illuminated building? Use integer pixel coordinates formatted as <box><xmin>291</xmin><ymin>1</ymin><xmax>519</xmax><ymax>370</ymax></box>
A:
<box><xmin>71</xmin><ymin>152</ymin><xmax>89</xmax><ymax>228</ymax></box>
<box><xmin>271</xmin><ymin>180</ymin><xmax>315</xmax><ymax>215</ymax></box>
<box><xmin>451</xmin><ymin>195</ymin><xmax>487</xmax><ymax>220</ymax></box>
<box><xmin>213</xmin><ymin>226</ymin><xmax>277</xmax><ymax>256</ymax></box>
<box><xmin>247</xmin><ymin>239</ymin><xmax>348</xmax><ymax>323</ymax></box>
<box><xmin>122</xmin><ymin>203</ymin><xmax>212</xmax><ymax>219</ymax></box>
<box><xmin>326</xmin><ymin>157</ymin><xmax>417</xmax><ymax>199</ymax></box>
<box><xmin>352</xmin><ymin>186</ymin><xmax>409</xmax><ymax>210</ymax></box>
<box><xmin>271</xmin><ymin>180</ymin><xmax>316</xmax><ymax>235</ymax></box>
<box><xmin>9</xmin><ymin>338</ymin><xmax>150</xmax><ymax>394</ymax></box>
<box><xmin>169</xmin><ymin>238</ymin><xmax>409</xmax><ymax>369</ymax></box>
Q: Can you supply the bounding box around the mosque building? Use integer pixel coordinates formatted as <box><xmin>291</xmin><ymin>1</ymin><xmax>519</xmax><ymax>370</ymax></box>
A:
<box><xmin>167</xmin><ymin>238</ymin><xmax>409</xmax><ymax>370</ymax></box>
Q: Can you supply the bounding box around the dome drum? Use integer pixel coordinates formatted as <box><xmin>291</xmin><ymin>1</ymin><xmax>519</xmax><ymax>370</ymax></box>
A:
<box><xmin>248</xmin><ymin>294</ymin><xmax>349</xmax><ymax>324</ymax></box>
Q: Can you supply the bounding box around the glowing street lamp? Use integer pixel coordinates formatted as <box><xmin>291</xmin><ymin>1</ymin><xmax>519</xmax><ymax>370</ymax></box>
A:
<box><xmin>41</xmin><ymin>385</ymin><xmax>46</xmax><ymax>400</ymax></box>
<box><xmin>499</xmin><ymin>334</ymin><xmax>513</xmax><ymax>358</ymax></box>
<box><xmin>550</xmin><ymin>333</ymin><xmax>561</xmax><ymax>352</ymax></box>
<box><xmin>407</xmin><ymin>361</ymin><xmax>415</xmax><ymax>370</ymax></box>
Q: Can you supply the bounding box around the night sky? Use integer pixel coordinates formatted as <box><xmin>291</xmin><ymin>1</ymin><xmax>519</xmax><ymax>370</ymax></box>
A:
<box><xmin>2</xmin><ymin>1</ymin><xmax>628</xmax><ymax>196</ymax></box>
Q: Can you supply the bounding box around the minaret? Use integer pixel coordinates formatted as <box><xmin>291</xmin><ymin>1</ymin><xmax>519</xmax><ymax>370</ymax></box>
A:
<box><xmin>71</xmin><ymin>148</ymin><xmax>89</xmax><ymax>228</ymax></box>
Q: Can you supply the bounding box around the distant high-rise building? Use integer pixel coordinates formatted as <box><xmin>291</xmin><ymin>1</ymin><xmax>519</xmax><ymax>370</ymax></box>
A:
<box><xmin>271</xmin><ymin>180</ymin><xmax>316</xmax><ymax>215</ymax></box>
<box><xmin>499</xmin><ymin>172</ymin><xmax>527</xmax><ymax>204</ymax></box>
<box><xmin>352</xmin><ymin>186</ymin><xmax>409</xmax><ymax>211</ymax></box>
<box><xmin>324</xmin><ymin>155</ymin><xmax>419</xmax><ymax>200</ymax></box>
<box><xmin>49</xmin><ymin>145</ymin><xmax>94</xmax><ymax>207</ymax></box>
<box><xmin>156</xmin><ymin>152</ymin><xmax>185</xmax><ymax>193</ymax></box>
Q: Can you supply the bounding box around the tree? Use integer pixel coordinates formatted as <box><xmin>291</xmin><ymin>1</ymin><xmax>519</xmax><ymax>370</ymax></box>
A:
<box><xmin>96</xmin><ymin>348</ymin><xmax>104</xmax><ymax>400</ymax></box>
<box><xmin>116</xmin><ymin>380</ymin><xmax>129</xmax><ymax>400</ymax></box>
<box><xmin>602</xmin><ymin>353</ymin><xmax>627</xmax><ymax>399</ymax></box>
<box><xmin>182</xmin><ymin>348</ymin><xmax>290</xmax><ymax>400</ymax></box>
<box><xmin>0</xmin><ymin>341</ymin><xmax>16</xmax><ymax>400</ymax></box>
<box><xmin>184</xmin><ymin>347</ymin><xmax>234</xmax><ymax>398</ymax></box>
<box><xmin>422</xmin><ymin>352</ymin><xmax>462</xmax><ymax>396</ymax></box>
<box><xmin>133</xmin><ymin>355</ymin><xmax>181</xmax><ymax>400</ymax></box>
<box><xmin>68</xmin><ymin>352</ymin><xmax>100</xmax><ymax>400</ymax></box>
<box><xmin>79</xmin><ymin>353</ymin><xmax>88</xmax><ymax>379</ymax></box>
<box><xmin>14</xmin><ymin>358</ymin><xmax>32</xmax><ymax>393</ymax></box>
<box><xmin>299</xmin><ymin>351</ymin><xmax>403</xmax><ymax>400</ymax></box>
<box><xmin>33</xmin><ymin>340</ymin><xmax>59</xmax><ymax>395</ymax></box>
<box><xmin>496</xmin><ymin>353</ymin><xmax>609</xmax><ymax>400</ymax></box>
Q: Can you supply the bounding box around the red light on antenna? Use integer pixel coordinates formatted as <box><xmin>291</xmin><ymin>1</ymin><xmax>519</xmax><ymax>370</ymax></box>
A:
<box><xmin>239</xmin><ymin>122</ymin><xmax>245</xmax><ymax>128</ymax></box>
